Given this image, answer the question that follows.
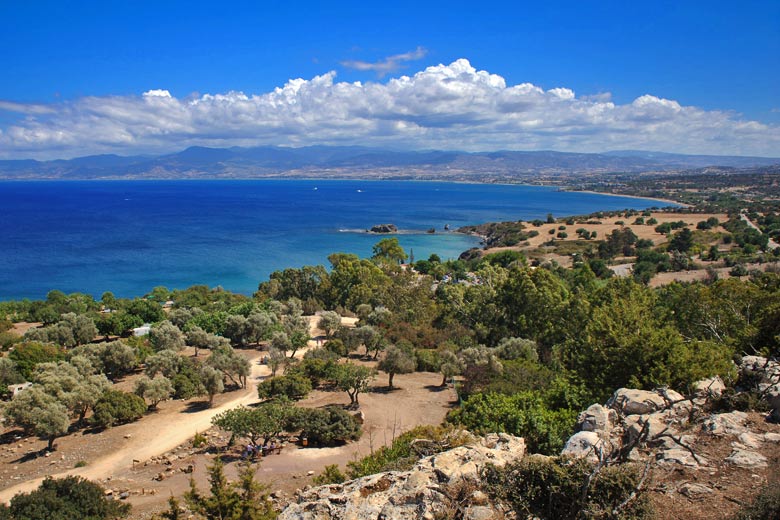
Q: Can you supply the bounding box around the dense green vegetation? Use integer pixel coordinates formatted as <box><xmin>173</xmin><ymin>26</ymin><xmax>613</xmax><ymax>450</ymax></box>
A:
<box><xmin>0</xmin><ymin>222</ymin><xmax>778</xmax><ymax>517</ymax></box>
<box><xmin>0</xmin><ymin>476</ymin><xmax>130</xmax><ymax>519</ymax></box>
<box><xmin>2</xmin><ymin>233</ymin><xmax>776</xmax><ymax>459</ymax></box>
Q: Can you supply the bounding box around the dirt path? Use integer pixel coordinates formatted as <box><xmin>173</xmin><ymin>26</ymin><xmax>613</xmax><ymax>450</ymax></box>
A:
<box><xmin>0</xmin><ymin>316</ymin><xmax>337</xmax><ymax>504</ymax></box>
<box><xmin>0</xmin><ymin>356</ymin><xmax>270</xmax><ymax>503</ymax></box>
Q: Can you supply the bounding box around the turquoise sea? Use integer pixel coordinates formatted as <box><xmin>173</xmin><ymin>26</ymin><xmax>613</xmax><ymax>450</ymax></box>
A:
<box><xmin>0</xmin><ymin>180</ymin><xmax>672</xmax><ymax>300</ymax></box>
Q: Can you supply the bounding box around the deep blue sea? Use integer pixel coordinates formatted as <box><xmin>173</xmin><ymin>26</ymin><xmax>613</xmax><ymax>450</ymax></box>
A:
<box><xmin>0</xmin><ymin>180</ymin><xmax>671</xmax><ymax>300</ymax></box>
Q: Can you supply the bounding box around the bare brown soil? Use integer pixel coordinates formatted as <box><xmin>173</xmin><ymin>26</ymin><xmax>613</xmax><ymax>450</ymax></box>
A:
<box><xmin>648</xmin><ymin>412</ymin><xmax>780</xmax><ymax>520</ymax></box>
<box><xmin>8</xmin><ymin>322</ymin><xmax>40</xmax><ymax>337</ymax></box>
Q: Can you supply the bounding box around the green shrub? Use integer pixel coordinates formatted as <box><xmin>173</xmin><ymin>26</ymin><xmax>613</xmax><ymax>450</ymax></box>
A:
<box><xmin>0</xmin><ymin>332</ymin><xmax>21</xmax><ymax>351</ymax></box>
<box><xmin>257</xmin><ymin>373</ymin><xmax>312</xmax><ymax>401</ymax></box>
<box><xmin>192</xmin><ymin>431</ymin><xmax>208</xmax><ymax>448</ymax></box>
<box><xmin>448</xmin><ymin>392</ymin><xmax>577</xmax><ymax>455</ymax></box>
<box><xmin>290</xmin><ymin>406</ymin><xmax>361</xmax><ymax>446</ymax></box>
<box><xmin>0</xmin><ymin>475</ymin><xmax>130</xmax><ymax>519</ymax></box>
<box><xmin>290</xmin><ymin>357</ymin><xmax>338</xmax><ymax>387</ymax></box>
<box><xmin>482</xmin><ymin>455</ymin><xmax>652</xmax><ymax>520</ymax></box>
<box><xmin>8</xmin><ymin>342</ymin><xmax>64</xmax><ymax>380</ymax></box>
<box><xmin>171</xmin><ymin>357</ymin><xmax>204</xmax><ymax>399</ymax></box>
<box><xmin>91</xmin><ymin>390</ymin><xmax>147</xmax><ymax>428</ymax></box>
<box><xmin>312</xmin><ymin>464</ymin><xmax>347</xmax><ymax>485</ymax></box>
<box><xmin>347</xmin><ymin>425</ymin><xmax>474</xmax><ymax>479</ymax></box>
<box><xmin>414</xmin><ymin>348</ymin><xmax>440</xmax><ymax>372</ymax></box>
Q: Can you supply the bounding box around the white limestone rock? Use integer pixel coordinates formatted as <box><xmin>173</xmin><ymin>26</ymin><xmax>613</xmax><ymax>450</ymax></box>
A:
<box><xmin>726</xmin><ymin>449</ymin><xmax>768</xmax><ymax>468</ymax></box>
<box><xmin>607</xmin><ymin>388</ymin><xmax>668</xmax><ymax>416</ymax></box>
<box><xmin>577</xmin><ymin>404</ymin><xmax>618</xmax><ymax>433</ymax></box>
<box><xmin>702</xmin><ymin>411</ymin><xmax>749</xmax><ymax>436</ymax></box>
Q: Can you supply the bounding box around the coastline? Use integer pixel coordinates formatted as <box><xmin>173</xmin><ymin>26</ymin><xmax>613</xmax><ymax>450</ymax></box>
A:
<box><xmin>559</xmin><ymin>188</ymin><xmax>691</xmax><ymax>208</ymax></box>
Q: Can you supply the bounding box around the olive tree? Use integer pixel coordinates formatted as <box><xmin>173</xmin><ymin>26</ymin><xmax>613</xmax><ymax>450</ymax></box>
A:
<box><xmin>267</xmin><ymin>347</ymin><xmax>286</xmax><ymax>377</ymax></box>
<box><xmin>206</xmin><ymin>345</ymin><xmax>250</xmax><ymax>388</ymax></box>
<box><xmin>149</xmin><ymin>321</ymin><xmax>185</xmax><ymax>352</ymax></box>
<box><xmin>494</xmin><ymin>337</ymin><xmax>539</xmax><ymax>362</ymax></box>
<box><xmin>334</xmin><ymin>363</ymin><xmax>375</xmax><ymax>409</ymax></box>
<box><xmin>283</xmin><ymin>314</ymin><xmax>310</xmax><ymax>358</ymax></box>
<box><xmin>32</xmin><ymin>361</ymin><xmax>111</xmax><ymax>423</ymax></box>
<box><xmin>134</xmin><ymin>375</ymin><xmax>174</xmax><ymax>409</ymax></box>
<box><xmin>70</xmin><ymin>340</ymin><xmax>137</xmax><ymax>380</ymax></box>
<box><xmin>145</xmin><ymin>349</ymin><xmax>182</xmax><ymax>378</ymax></box>
<box><xmin>317</xmin><ymin>311</ymin><xmax>341</xmax><ymax>339</ymax></box>
<box><xmin>24</xmin><ymin>313</ymin><xmax>99</xmax><ymax>348</ymax></box>
<box><xmin>438</xmin><ymin>350</ymin><xmax>463</xmax><ymax>387</ymax></box>
<box><xmin>355</xmin><ymin>325</ymin><xmax>381</xmax><ymax>358</ymax></box>
<box><xmin>4</xmin><ymin>386</ymin><xmax>70</xmax><ymax>450</ymax></box>
<box><xmin>270</xmin><ymin>331</ymin><xmax>291</xmax><ymax>358</ymax></box>
<box><xmin>212</xmin><ymin>401</ymin><xmax>295</xmax><ymax>446</ymax></box>
<box><xmin>377</xmin><ymin>346</ymin><xmax>415</xmax><ymax>389</ymax></box>
<box><xmin>186</xmin><ymin>325</ymin><xmax>229</xmax><ymax>356</ymax></box>
<box><xmin>200</xmin><ymin>366</ymin><xmax>224</xmax><ymax>406</ymax></box>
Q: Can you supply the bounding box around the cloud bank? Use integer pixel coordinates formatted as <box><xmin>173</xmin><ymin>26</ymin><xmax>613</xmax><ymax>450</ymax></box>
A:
<box><xmin>1</xmin><ymin>59</ymin><xmax>778</xmax><ymax>159</ymax></box>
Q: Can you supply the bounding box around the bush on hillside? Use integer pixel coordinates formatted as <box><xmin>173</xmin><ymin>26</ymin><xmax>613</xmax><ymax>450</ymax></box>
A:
<box><xmin>289</xmin><ymin>406</ymin><xmax>361</xmax><ymax>446</ymax></box>
<box><xmin>256</xmin><ymin>373</ymin><xmax>312</xmax><ymax>401</ymax></box>
<box><xmin>0</xmin><ymin>475</ymin><xmax>130</xmax><ymax>519</ymax></box>
<box><xmin>91</xmin><ymin>389</ymin><xmax>147</xmax><ymax>428</ymax></box>
<box><xmin>482</xmin><ymin>455</ymin><xmax>652</xmax><ymax>520</ymax></box>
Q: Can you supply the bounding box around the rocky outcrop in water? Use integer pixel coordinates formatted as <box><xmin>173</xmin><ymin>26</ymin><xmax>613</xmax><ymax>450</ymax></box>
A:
<box><xmin>369</xmin><ymin>224</ymin><xmax>398</xmax><ymax>233</ymax></box>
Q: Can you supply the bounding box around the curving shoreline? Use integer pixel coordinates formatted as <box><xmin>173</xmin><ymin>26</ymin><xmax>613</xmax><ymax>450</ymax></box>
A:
<box><xmin>559</xmin><ymin>188</ymin><xmax>690</xmax><ymax>208</ymax></box>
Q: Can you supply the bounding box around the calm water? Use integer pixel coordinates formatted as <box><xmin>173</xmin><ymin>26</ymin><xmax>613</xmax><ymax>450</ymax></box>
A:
<box><xmin>0</xmin><ymin>180</ymin><xmax>669</xmax><ymax>300</ymax></box>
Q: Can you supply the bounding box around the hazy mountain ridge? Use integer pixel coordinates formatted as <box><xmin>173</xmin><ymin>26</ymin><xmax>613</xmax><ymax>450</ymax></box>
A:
<box><xmin>1</xmin><ymin>146</ymin><xmax>778</xmax><ymax>180</ymax></box>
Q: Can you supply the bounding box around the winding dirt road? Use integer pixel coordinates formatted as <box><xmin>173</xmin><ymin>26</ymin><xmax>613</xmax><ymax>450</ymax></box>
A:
<box><xmin>0</xmin><ymin>356</ymin><xmax>270</xmax><ymax>503</ymax></box>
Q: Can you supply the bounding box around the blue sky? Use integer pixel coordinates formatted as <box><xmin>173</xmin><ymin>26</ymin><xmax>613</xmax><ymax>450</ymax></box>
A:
<box><xmin>0</xmin><ymin>0</ymin><xmax>778</xmax><ymax>158</ymax></box>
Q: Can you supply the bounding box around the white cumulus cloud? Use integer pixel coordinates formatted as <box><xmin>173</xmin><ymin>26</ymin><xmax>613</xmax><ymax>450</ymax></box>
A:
<box><xmin>0</xmin><ymin>58</ymin><xmax>778</xmax><ymax>159</ymax></box>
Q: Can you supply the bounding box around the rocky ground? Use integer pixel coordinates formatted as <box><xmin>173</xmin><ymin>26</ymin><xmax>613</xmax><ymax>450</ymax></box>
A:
<box><xmin>277</xmin><ymin>355</ymin><xmax>780</xmax><ymax>520</ymax></box>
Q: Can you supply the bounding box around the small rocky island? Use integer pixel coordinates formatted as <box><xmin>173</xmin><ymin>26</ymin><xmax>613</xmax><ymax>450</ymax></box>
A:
<box><xmin>369</xmin><ymin>223</ymin><xmax>398</xmax><ymax>233</ymax></box>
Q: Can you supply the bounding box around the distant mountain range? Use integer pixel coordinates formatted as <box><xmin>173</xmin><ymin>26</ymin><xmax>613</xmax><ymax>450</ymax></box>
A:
<box><xmin>1</xmin><ymin>146</ymin><xmax>778</xmax><ymax>181</ymax></box>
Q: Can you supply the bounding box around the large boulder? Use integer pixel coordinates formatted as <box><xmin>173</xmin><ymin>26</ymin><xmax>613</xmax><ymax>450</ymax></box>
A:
<box><xmin>624</xmin><ymin>413</ymin><xmax>674</xmax><ymax>443</ymax></box>
<box><xmin>561</xmin><ymin>431</ymin><xmax>605</xmax><ymax>462</ymax></box>
<box><xmin>278</xmin><ymin>434</ymin><xmax>525</xmax><ymax>520</ymax></box>
<box><xmin>576</xmin><ymin>404</ymin><xmax>618</xmax><ymax>434</ymax></box>
<box><xmin>658</xmin><ymin>448</ymin><xmax>703</xmax><ymax>468</ymax></box>
<box><xmin>607</xmin><ymin>388</ymin><xmax>668</xmax><ymax>416</ymax></box>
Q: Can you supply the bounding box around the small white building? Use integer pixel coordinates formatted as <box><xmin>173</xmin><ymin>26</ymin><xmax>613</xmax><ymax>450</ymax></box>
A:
<box><xmin>133</xmin><ymin>324</ymin><xmax>152</xmax><ymax>337</ymax></box>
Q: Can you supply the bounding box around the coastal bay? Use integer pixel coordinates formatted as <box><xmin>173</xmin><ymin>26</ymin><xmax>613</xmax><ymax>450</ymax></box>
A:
<box><xmin>0</xmin><ymin>179</ymin><xmax>671</xmax><ymax>300</ymax></box>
